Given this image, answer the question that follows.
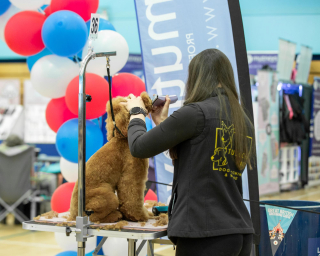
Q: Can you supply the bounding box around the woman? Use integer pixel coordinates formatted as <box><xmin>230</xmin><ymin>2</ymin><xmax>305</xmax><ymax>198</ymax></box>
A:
<box><xmin>122</xmin><ymin>49</ymin><xmax>254</xmax><ymax>256</ymax></box>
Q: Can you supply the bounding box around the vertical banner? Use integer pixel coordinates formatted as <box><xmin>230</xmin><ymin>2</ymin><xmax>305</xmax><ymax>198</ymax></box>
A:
<box><xmin>134</xmin><ymin>0</ymin><xmax>260</xmax><ymax>243</ymax></box>
<box><xmin>265</xmin><ymin>205</ymin><xmax>297</xmax><ymax>256</ymax></box>
<box><xmin>296</xmin><ymin>45</ymin><xmax>313</xmax><ymax>84</ymax></box>
<box><xmin>309</xmin><ymin>78</ymin><xmax>320</xmax><ymax>186</ymax></box>
<box><xmin>277</xmin><ymin>39</ymin><xmax>297</xmax><ymax>82</ymax></box>
<box><xmin>257</xmin><ymin>70</ymin><xmax>280</xmax><ymax>195</ymax></box>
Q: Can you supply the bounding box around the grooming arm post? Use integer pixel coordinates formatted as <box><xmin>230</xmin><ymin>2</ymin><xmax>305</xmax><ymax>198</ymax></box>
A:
<box><xmin>77</xmin><ymin>51</ymin><xmax>116</xmax><ymax>256</ymax></box>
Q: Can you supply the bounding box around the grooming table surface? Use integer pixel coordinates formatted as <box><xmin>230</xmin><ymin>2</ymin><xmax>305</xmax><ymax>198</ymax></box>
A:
<box><xmin>23</xmin><ymin>221</ymin><xmax>167</xmax><ymax>240</ymax></box>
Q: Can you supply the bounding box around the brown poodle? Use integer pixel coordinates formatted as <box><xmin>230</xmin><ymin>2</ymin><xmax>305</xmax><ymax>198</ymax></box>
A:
<box><xmin>69</xmin><ymin>92</ymin><xmax>153</xmax><ymax>223</ymax></box>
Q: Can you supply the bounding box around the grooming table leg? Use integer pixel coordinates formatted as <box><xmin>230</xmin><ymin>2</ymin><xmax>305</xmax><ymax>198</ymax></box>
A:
<box><xmin>147</xmin><ymin>240</ymin><xmax>154</xmax><ymax>256</ymax></box>
<box><xmin>93</xmin><ymin>237</ymin><xmax>108</xmax><ymax>256</ymax></box>
<box><xmin>78</xmin><ymin>242</ymin><xmax>86</xmax><ymax>256</ymax></box>
<box><xmin>136</xmin><ymin>240</ymin><xmax>147</xmax><ymax>255</ymax></box>
<box><xmin>128</xmin><ymin>239</ymin><xmax>137</xmax><ymax>256</ymax></box>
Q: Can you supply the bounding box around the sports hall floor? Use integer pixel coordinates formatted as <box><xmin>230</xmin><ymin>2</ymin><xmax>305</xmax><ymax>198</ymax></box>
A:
<box><xmin>1</xmin><ymin>185</ymin><xmax>320</xmax><ymax>256</ymax></box>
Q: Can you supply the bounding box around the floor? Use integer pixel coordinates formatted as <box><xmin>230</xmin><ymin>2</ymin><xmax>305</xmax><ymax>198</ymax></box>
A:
<box><xmin>1</xmin><ymin>186</ymin><xmax>320</xmax><ymax>256</ymax></box>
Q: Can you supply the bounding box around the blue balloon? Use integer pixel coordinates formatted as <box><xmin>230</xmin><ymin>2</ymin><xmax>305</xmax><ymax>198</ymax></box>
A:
<box><xmin>42</xmin><ymin>10</ymin><xmax>88</xmax><ymax>57</ymax></box>
<box><xmin>145</xmin><ymin>117</ymin><xmax>153</xmax><ymax>131</ymax></box>
<box><xmin>27</xmin><ymin>48</ymin><xmax>52</xmax><ymax>72</ymax></box>
<box><xmin>0</xmin><ymin>0</ymin><xmax>10</xmax><ymax>16</ymax></box>
<box><xmin>55</xmin><ymin>252</ymin><xmax>93</xmax><ymax>256</ymax></box>
<box><xmin>56</xmin><ymin>119</ymin><xmax>103</xmax><ymax>163</ymax></box>
<box><xmin>55</xmin><ymin>252</ymin><xmax>77</xmax><ymax>256</ymax></box>
<box><xmin>86</xmin><ymin>18</ymin><xmax>116</xmax><ymax>35</ymax></box>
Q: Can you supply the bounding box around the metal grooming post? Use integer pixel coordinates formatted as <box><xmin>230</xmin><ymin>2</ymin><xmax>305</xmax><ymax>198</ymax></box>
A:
<box><xmin>77</xmin><ymin>50</ymin><xmax>116</xmax><ymax>256</ymax></box>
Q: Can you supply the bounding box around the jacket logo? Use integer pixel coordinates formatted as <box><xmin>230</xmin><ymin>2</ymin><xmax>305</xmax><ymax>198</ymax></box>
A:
<box><xmin>211</xmin><ymin>121</ymin><xmax>235</xmax><ymax>170</ymax></box>
<box><xmin>211</xmin><ymin>121</ymin><xmax>252</xmax><ymax>174</ymax></box>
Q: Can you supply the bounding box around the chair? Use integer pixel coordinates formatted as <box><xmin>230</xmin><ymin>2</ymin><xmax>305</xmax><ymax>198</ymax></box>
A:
<box><xmin>0</xmin><ymin>144</ymin><xmax>35</xmax><ymax>223</ymax></box>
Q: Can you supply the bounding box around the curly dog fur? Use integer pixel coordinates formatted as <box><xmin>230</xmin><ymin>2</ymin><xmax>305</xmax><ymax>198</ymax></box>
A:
<box><xmin>69</xmin><ymin>92</ymin><xmax>153</xmax><ymax>223</ymax></box>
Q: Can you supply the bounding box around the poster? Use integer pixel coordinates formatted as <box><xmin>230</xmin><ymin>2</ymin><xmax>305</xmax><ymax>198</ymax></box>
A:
<box><xmin>308</xmin><ymin>78</ymin><xmax>320</xmax><ymax>186</ymax></box>
<box><xmin>257</xmin><ymin>70</ymin><xmax>280</xmax><ymax>195</ymax></box>
<box><xmin>265</xmin><ymin>205</ymin><xmax>297</xmax><ymax>256</ymax></box>
<box><xmin>247</xmin><ymin>52</ymin><xmax>278</xmax><ymax>75</ymax></box>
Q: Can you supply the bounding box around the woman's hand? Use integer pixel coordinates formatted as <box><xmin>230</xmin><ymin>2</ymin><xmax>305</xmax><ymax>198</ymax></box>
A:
<box><xmin>151</xmin><ymin>95</ymin><xmax>170</xmax><ymax>126</ymax></box>
<box><xmin>121</xmin><ymin>94</ymin><xmax>147</xmax><ymax>112</ymax></box>
<box><xmin>121</xmin><ymin>94</ymin><xmax>147</xmax><ymax>122</ymax></box>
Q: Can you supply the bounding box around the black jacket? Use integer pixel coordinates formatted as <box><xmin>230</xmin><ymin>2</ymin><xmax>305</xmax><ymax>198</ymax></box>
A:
<box><xmin>167</xmin><ymin>95</ymin><xmax>254</xmax><ymax>244</ymax></box>
<box><xmin>127</xmin><ymin>92</ymin><xmax>254</xmax><ymax>245</ymax></box>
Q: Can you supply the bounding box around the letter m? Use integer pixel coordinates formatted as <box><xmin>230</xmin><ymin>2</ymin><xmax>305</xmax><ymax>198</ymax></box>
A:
<box><xmin>145</xmin><ymin>0</ymin><xmax>179</xmax><ymax>40</ymax></box>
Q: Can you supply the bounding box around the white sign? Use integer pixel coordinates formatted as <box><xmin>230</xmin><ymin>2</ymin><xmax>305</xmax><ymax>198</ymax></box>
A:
<box><xmin>89</xmin><ymin>13</ymin><xmax>100</xmax><ymax>40</ymax></box>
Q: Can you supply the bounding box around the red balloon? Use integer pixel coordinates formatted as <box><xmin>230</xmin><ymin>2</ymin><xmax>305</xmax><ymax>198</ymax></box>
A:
<box><xmin>112</xmin><ymin>73</ymin><xmax>146</xmax><ymax>98</ymax></box>
<box><xmin>4</xmin><ymin>11</ymin><xmax>45</xmax><ymax>56</ymax></box>
<box><xmin>51</xmin><ymin>182</ymin><xmax>75</xmax><ymax>213</ymax></box>
<box><xmin>51</xmin><ymin>0</ymin><xmax>99</xmax><ymax>22</ymax></box>
<box><xmin>46</xmin><ymin>97</ymin><xmax>78</xmax><ymax>133</ymax></box>
<box><xmin>66</xmin><ymin>73</ymin><xmax>110</xmax><ymax>119</ymax></box>
<box><xmin>144</xmin><ymin>189</ymin><xmax>158</xmax><ymax>202</ymax></box>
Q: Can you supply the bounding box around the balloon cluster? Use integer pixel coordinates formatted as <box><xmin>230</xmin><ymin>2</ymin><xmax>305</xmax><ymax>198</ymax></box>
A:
<box><xmin>1</xmin><ymin>5</ymin><xmax>149</xmax><ymax>251</ymax></box>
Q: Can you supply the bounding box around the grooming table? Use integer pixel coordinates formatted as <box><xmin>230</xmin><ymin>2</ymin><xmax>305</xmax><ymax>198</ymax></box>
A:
<box><xmin>23</xmin><ymin>220</ymin><xmax>171</xmax><ymax>256</ymax></box>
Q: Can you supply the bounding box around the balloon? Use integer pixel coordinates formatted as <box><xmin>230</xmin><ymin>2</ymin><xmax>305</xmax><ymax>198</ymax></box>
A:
<box><xmin>27</xmin><ymin>48</ymin><xmax>51</xmax><ymax>72</ymax></box>
<box><xmin>56</xmin><ymin>119</ymin><xmax>103</xmax><ymax>163</ymax></box>
<box><xmin>55</xmin><ymin>233</ymin><xmax>96</xmax><ymax>253</ymax></box>
<box><xmin>66</xmin><ymin>73</ymin><xmax>110</xmax><ymax>119</ymax></box>
<box><xmin>30</xmin><ymin>55</ymin><xmax>79</xmax><ymax>98</ymax></box>
<box><xmin>46</xmin><ymin>97</ymin><xmax>77</xmax><ymax>132</ymax></box>
<box><xmin>60</xmin><ymin>157</ymin><xmax>78</xmax><ymax>182</ymax></box>
<box><xmin>44</xmin><ymin>5</ymin><xmax>52</xmax><ymax>16</ymax></box>
<box><xmin>10</xmin><ymin>0</ymin><xmax>45</xmax><ymax>10</ymax></box>
<box><xmin>4</xmin><ymin>11</ymin><xmax>45</xmax><ymax>56</ymax></box>
<box><xmin>0</xmin><ymin>0</ymin><xmax>11</xmax><ymax>16</ymax></box>
<box><xmin>55</xmin><ymin>252</ymin><xmax>77</xmax><ymax>256</ymax></box>
<box><xmin>112</xmin><ymin>73</ymin><xmax>146</xmax><ymax>97</ymax></box>
<box><xmin>42</xmin><ymin>10</ymin><xmax>87</xmax><ymax>57</ymax></box>
<box><xmin>86</xmin><ymin>18</ymin><xmax>115</xmax><ymax>35</ymax></box>
<box><xmin>82</xmin><ymin>30</ymin><xmax>129</xmax><ymax>77</ymax></box>
<box><xmin>144</xmin><ymin>189</ymin><xmax>158</xmax><ymax>202</ymax></box>
<box><xmin>51</xmin><ymin>182</ymin><xmax>75</xmax><ymax>213</ymax></box>
<box><xmin>102</xmin><ymin>237</ymin><xmax>147</xmax><ymax>256</ymax></box>
<box><xmin>51</xmin><ymin>0</ymin><xmax>99</xmax><ymax>22</ymax></box>
<box><xmin>55</xmin><ymin>252</ymin><xmax>94</xmax><ymax>256</ymax></box>
<box><xmin>0</xmin><ymin>4</ymin><xmax>19</xmax><ymax>41</ymax></box>
<box><xmin>145</xmin><ymin>117</ymin><xmax>152</xmax><ymax>131</ymax></box>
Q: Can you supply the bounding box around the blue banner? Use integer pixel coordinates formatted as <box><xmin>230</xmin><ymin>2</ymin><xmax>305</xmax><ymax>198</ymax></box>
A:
<box><xmin>134</xmin><ymin>0</ymin><xmax>249</xmax><ymax>205</ymax></box>
<box><xmin>265</xmin><ymin>205</ymin><xmax>297</xmax><ymax>256</ymax></box>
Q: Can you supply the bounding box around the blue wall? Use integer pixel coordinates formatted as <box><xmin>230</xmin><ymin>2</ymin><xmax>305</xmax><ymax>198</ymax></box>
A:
<box><xmin>0</xmin><ymin>0</ymin><xmax>319</xmax><ymax>60</ymax></box>
<box><xmin>240</xmin><ymin>0</ymin><xmax>320</xmax><ymax>54</ymax></box>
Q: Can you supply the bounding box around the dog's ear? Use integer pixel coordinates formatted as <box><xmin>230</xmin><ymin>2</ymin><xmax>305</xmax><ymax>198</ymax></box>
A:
<box><xmin>140</xmin><ymin>92</ymin><xmax>153</xmax><ymax>114</ymax></box>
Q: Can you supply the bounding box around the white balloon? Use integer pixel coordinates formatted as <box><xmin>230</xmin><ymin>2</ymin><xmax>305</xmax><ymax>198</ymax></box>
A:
<box><xmin>82</xmin><ymin>30</ymin><xmax>129</xmax><ymax>77</ymax></box>
<box><xmin>31</xmin><ymin>55</ymin><xmax>79</xmax><ymax>98</ymax></box>
<box><xmin>0</xmin><ymin>5</ymin><xmax>19</xmax><ymax>41</ymax></box>
<box><xmin>60</xmin><ymin>157</ymin><xmax>78</xmax><ymax>182</ymax></box>
<box><xmin>55</xmin><ymin>233</ymin><xmax>97</xmax><ymax>253</ymax></box>
<box><xmin>9</xmin><ymin>0</ymin><xmax>45</xmax><ymax>10</ymax></box>
<box><xmin>102</xmin><ymin>237</ymin><xmax>147</xmax><ymax>256</ymax></box>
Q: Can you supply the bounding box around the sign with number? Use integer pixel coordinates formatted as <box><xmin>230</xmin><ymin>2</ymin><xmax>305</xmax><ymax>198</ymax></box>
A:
<box><xmin>89</xmin><ymin>13</ymin><xmax>100</xmax><ymax>40</ymax></box>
